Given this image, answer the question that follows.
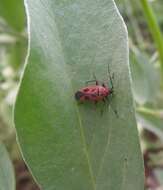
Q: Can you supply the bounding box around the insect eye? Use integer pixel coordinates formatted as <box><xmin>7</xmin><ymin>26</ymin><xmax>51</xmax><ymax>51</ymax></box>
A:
<box><xmin>75</xmin><ymin>91</ymin><xmax>84</xmax><ymax>100</ymax></box>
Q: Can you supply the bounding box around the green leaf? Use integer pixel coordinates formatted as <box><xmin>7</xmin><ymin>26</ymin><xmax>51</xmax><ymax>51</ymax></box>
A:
<box><xmin>0</xmin><ymin>0</ymin><xmax>25</xmax><ymax>31</ymax></box>
<box><xmin>14</xmin><ymin>0</ymin><xmax>144</xmax><ymax>189</ymax></box>
<box><xmin>130</xmin><ymin>48</ymin><xmax>160</xmax><ymax>105</ymax></box>
<box><xmin>0</xmin><ymin>142</ymin><xmax>15</xmax><ymax>190</ymax></box>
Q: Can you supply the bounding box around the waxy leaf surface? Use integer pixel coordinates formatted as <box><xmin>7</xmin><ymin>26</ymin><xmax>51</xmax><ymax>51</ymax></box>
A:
<box><xmin>14</xmin><ymin>0</ymin><xmax>144</xmax><ymax>189</ymax></box>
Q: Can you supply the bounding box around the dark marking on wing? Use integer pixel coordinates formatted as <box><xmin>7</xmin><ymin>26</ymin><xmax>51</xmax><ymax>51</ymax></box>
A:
<box><xmin>83</xmin><ymin>88</ymin><xmax>89</xmax><ymax>92</ymax></box>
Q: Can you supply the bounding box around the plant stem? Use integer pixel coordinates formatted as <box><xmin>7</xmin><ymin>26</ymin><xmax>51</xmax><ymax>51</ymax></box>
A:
<box><xmin>137</xmin><ymin>107</ymin><xmax>163</xmax><ymax>119</ymax></box>
<box><xmin>140</xmin><ymin>0</ymin><xmax>163</xmax><ymax>74</ymax></box>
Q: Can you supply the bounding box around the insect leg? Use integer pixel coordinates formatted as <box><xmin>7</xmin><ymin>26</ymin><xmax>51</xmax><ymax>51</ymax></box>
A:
<box><xmin>110</xmin><ymin>105</ymin><xmax>118</xmax><ymax>118</ymax></box>
<box><xmin>92</xmin><ymin>73</ymin><xmax>99</xmax><ymax>85</ymax></box>
<box><xmin>106</xmin><ymin>96</ymin><xmax>118</xmax><ymax>118</ymax></box>
<box><xmin>85</xmin><ymin>80</ymin><xmax>97</xmax><ymax>86</ymax></box>
<box><xmin>100</xmin><ymin>97</ymin><xmax>108</xmax><ymax>116</ymax></box>
<box><xmin>102</xmin><ymin>83</ymin><xmax>108</xmax><ymax>87</ymax></box>
<box><xmin>85</xmin><ymin>72</ymin><xmax>99</xmax><ymax>86</ymax></box>
<box><xmin>109</xmin><ymin>103</ymin><xmax>118</xmax><ymax>118</ymax></box>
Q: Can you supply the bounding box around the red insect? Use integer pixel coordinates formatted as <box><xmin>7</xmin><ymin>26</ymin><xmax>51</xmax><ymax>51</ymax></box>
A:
<box><xmin>75</xmin><ymin>80</ymin><xmax>113</xmax><ymax>103</ymax></box>
<box><xmin>75</xmin><ymin>64</ymin><xmax>118</xmax><ymax>116</ymax></box>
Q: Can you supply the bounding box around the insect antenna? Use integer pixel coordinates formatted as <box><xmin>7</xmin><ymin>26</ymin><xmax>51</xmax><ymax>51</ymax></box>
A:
<box><xmin>107</xmin><ymin>63</ymin><xmax>114</xmax><ymax>90</ymax></box>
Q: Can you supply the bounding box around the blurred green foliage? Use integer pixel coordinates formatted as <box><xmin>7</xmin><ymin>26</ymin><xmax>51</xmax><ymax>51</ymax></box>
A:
<box><xmin>116</xmin><ymin>0</ymin><xmax>163</xmax><ymax>188</ymax></box>
<box><xmin>0</xmin><ymin>0</ymin><xmax>27</xmax><ymax>161</ymax></box>
<box><xmin>0</xmin><ymin>0</ymin><xmax>25</xmax><ymax>31</ymax></box>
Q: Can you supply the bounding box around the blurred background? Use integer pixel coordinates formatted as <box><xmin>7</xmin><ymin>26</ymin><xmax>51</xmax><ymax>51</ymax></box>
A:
<box><xmin>0</xmin><ymin>0</ymin><xmax>163</xmax><ymax>189</ymax></box>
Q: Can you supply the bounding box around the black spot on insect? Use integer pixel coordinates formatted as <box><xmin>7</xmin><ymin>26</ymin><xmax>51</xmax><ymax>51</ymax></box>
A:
<box><xmin>75</xmin><ymin>91</ymin><xmax>84</xmax><ymax>100</ymax></box>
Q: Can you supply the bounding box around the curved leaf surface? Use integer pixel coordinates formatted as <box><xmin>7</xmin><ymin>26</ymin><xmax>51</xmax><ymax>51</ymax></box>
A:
<box><xmin>14</xmin><ymin>0</ymin><xmax>144</xmax><ymax>189</ymax></box>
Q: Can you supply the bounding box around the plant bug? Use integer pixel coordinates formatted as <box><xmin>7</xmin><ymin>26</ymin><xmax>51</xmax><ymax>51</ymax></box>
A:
<box><xmin>75</xmin><ymin>64</ymin><xmax>118</xmax><ymax>116</ymax></box>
